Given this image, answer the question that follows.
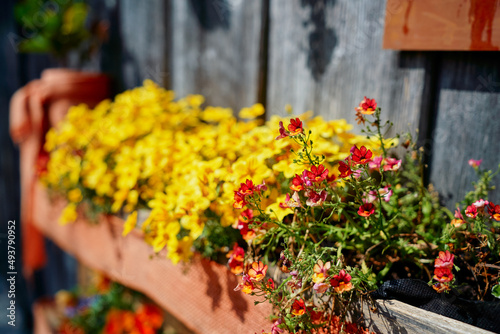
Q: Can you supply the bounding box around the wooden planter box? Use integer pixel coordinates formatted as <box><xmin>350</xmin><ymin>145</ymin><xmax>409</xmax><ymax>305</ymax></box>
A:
<box><xmin>32</xmin><ymin>182</ymin><xmax>493</xmax><ymax>334</ymax></box>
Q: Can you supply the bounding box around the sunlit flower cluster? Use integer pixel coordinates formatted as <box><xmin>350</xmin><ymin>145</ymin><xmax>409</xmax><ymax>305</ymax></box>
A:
<box><xmin>42</xmin><ymin>80</ymin><xmax>368</xmax><ymax>264</ymax></box>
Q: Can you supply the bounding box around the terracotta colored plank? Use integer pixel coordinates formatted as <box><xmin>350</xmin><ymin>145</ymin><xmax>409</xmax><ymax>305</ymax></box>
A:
<box><xmin>384</xmin><ymin>0</ymin><xmax>500</xmax><ymax>51</ymax></box>
<box><xmin>32</xmin><ymin>182</ymin><xmax>273</xmax><ymax>334</ymax></box>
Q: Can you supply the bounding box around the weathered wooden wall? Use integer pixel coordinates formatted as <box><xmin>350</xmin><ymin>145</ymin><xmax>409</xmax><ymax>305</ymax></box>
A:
<box><xmin>156</xmin><ymin>0</ymin><xmax>499</xmax><ymax>209</ymax></box>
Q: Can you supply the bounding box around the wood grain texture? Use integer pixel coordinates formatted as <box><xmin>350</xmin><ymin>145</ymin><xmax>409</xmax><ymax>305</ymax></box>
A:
<box><xmin>383</xmin><ymin>0</ymin><xmax>500</xmax><ymax>51</ymax></box>
<box><xmin>428</xmin><ymin>52</ymin><xmax>500</xmax><ymax>209</ymax></box>
<box><xmin>266</xmin><ymin>0</ymin><xmax>429</xmax><ymax>138</ymax></box>
<box><xmin>116</xmin><ymin>0</ymin><xmax>169</xmax><ymax>89</ymax></box>
<box><xmin>170</xmin><ymin>0</ymin><xmax>264</xmax><ymax>111</ymax></box>
<box><xmin>361</xmin><ymin>299</ymin><xmax>495</xmax><ymax>334</ymax></box>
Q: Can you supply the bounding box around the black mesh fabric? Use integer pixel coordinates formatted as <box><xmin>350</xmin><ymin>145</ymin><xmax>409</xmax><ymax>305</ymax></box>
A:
<box><xmin>372</xmin><ymin>279</ymin><xmax>500</xmax><ymax>333</ymax></box>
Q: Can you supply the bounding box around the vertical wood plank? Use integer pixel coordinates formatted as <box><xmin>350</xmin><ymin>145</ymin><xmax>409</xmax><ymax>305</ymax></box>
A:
<box><xmin>428</xmin><ymin>52</ymin><xmax>500</xmax><ymax>209</ymax></box>
<box><xmin>170</xmin><ymin>0</ymin><xmax>264</xmax><ymax>111</ymax></box>
<box><xmin>117</xmin><ymin>0</ymin><xmax>169</xmax><ymax>89</ymax></box>
<box><xmin>266</xmin><ymin>0</ymin><xmax>429</xmax><ymax>138</ymax></box>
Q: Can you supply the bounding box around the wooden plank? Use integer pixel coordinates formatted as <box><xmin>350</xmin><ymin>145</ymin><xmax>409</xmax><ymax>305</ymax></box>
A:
<box><xmin>114</xmin><ymin>0</ymin><xmax>169</xmax><ymax>89</ymax></box>
<box><xmin>170</xmin><ymin>0</ymin><xmax>264</xmax><ymax>111</ymax></box>
<box><xmin>266</xmin><ymin>0</ymin><xmax>429</xmax><ymax>139</ymax></box>
<box><xmin>428</xmin><ymin>52</ymin><xmax>500</xmax><ymax>209</ymax></box>
<box><xmin>383</xmin><ymin>0</ymin><xmax>500</xmax><ymax>51</ymax></box>
<box><xmin>360</xmin><ymin>299</ymin><xmax>495</xmax><ymax>334</ymax></box>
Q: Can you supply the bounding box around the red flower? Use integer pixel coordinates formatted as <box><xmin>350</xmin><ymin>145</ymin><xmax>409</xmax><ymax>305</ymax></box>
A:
<box><xmin>465</xmin><ymin>205</ymin><xmax>478</xmax><ymax>219</ymax></box>
<box><xmin>330</xmin><ymin>269</ymin><xmax>353</xmax><ymax>293</ymax></box>
<box><xmin>488</xmin><ymin>202</ymin><xmax>500</xmax><ymax>221</ymax></box>
<box><xmin>355</xmin><ymin>97</ymin><xmax>377</xmax><ymax>115</ymax></box>
<box><xmin>287</xmin><ymin>118</ymin><xmax>304</xmax><ymax>136</ymax></box>
<box><xmin>433</xmin><ymin>267</ymin><xmax>453</xmax><ymax>283</ymax></box>
<box><xmin>358</xmin><ymin>203</ymin><xmax>375</xmax><ymax>217</ymax></box>
<box><xmin>236</xmin><ymin>209</ymin><xmax>256</xmax><ymax>240</ymax></box>
<box><xmin>248</xmin><ymin>261</ymin><xmax>268</xmax><ymax>281</ymax></box>
<box><xmin>434</xmin><ymin>250</ymin><xmax>454</xmax><ymax>269</ymax></box>
<box><xmin>266</xmin><ymin>278</ymin><xmax>275</xmax><ymax>291</ymax></box>
<box><xmin>326</xmin><ymin>173</ymin><xmax>336</xmax><ymax>184</ymax></box>
<box><xmin>305</xmin><ymin>190</ymin><xmax>327</xmax><ymax>207</ymax></box>
<box><xmin>338</xmin><ymin>160</ymin><xmax>353</xmax><ymax>178</ymax></box>
<box><xmin>275</xmin><ymin>121</ymin><xmax>289</xmax><ymax>140</ymax></box>
<box><xmin>235</xmin><ymin>274</ymin><xmax>255</xmax><ymax>294</ymax></box>
<box><xmin>238</xmin><ymin>179</ymin><xmax>256</xmax><ymax>196</ymax></box>
<box><xmin>351</xmin><ymin>145</ymin><xmax>373</xmax><ymax>164</ymax></box>
<box><xmin>227</xmin><ymin>244</ymin><xmax>245</xmax><ymax>274</ymax></box>
<box><xmin>305</xmin><ymin>164</ymin><xmax>329</xmax><ymax>183</ymax></box>
<box><xmin>290</xmin><ymin>174</ymin><xmax>304</xmax><ymax>191</ymax></box>
<box><xmin>291</xmin><ymin>299</ymin><xmax>306</xmax><ymax>316</ymax></box>
<box><xmin>233</xmin><ymin>191</ymin><xmax>247</xmax><ymax>209</ymax></box>
<box><xmin>227</xmin><ymin>243</ymin><xmax>245</xmax><ymax>262</ymax></box>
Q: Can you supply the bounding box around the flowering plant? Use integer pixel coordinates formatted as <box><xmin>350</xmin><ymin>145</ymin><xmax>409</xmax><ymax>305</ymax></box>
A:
<box><xmin>231</xmin><ymin>98</ymin><xmax>500</xmax><ymax>333</ymax></box>
<box><xmin>54</xmin><ymin>275</ymin><xmax>164</xmax><ymax>334</ymax></box>
<box><xmin>42</xmin><ymin>80</ymin><xmax>368</xmax><ymax>265</ymax></box>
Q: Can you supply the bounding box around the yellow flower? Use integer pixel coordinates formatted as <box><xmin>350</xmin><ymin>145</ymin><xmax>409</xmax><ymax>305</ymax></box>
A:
<box><xmin>67</xmin><ymin>188</ymin><xmax>82</xmax><ymax>203</ymax></box>
<box><xmin>122</xmin><ymin>211</ymin><xmax>137</xmax><ymax>236</ymax></box>
<box><xmin>232</xmin><ymin>157</ymin><xmax>272</xmax><ymax>185</ymax></box>
<box><xmin>152</xmin><ymin>221</ymin><xmax>181</xmax><ymax>253</ymax></box>
<box><xmin>239</xmin><ymin>103</ymin><xmax>265</xmax><ymax>119</ymax></box>
<box><xmin>167</xmin><ymin>236</ymin><xmax>193</xmax><ymax>265</ymax></box>
<box><xmin>59</xmin><ymin>203</ymin><xmax>78</xmax><ymax>225</ymax></box>
<box><xmin>265</xmin><ymin>195</ymin><xmax>293</xmax><ymax>222</ymax></box>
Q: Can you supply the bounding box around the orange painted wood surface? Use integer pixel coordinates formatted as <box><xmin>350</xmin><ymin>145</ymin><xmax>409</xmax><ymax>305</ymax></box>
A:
<box><xmin>384</xmin><ymin>0</ymin><xmax>500</xmax><ymax>50</ymax></box>
<box><xmin>32</xmin><ymin>182</ymin><xmax>273</xmax><ymax>334</ymax></box>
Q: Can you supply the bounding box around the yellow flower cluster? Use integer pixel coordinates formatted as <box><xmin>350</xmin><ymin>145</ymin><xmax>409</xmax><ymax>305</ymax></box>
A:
<box><xmin>43</xmin><ymin>80</ymin><xmax>371</xmax><ymax>264</ymax></box>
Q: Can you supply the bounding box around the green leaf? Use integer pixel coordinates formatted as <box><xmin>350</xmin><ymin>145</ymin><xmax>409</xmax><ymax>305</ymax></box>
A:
<box><xmin>492</xmin><ymin>284</ymin><xmax>500</xmax><ymax>299</ymax></box>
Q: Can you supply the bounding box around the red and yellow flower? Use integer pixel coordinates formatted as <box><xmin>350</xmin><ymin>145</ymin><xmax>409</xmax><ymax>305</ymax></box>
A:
<box><xmin>287</xmin><ymin>118</ymin><xmax>304</xmax><ymax>136</ymax></box>
<box><xmin>351</xmin><ymin>145</ymin><xmax>373</xmax><ymax>164</ymax></box>
<box><xmin>291</xmin><ymin>299</ymin><xmax>306</xmax><ymax>316</ymax></box>
<box><xmin>330</xmin><ymin>269</ymin><xmax>353</xmax><ymax>293</ymax></box>
<box><xmin>358</xmin><ymin>203</ymin><xmax>375</xmax><ymax>217</ymax></box>
<box><xmin>248</xmin><ymin>261</ymin><xmax>268</xmax><ymax>282</ymax></box>
<box><xmin>355</xmin><ymin>96</ymin><xmax>377</xmax><ymax>115</ymax></box>
<box><xmin>488</xmin><ymin>202</ymin><xmax>500</xmax><ymax>221</ymax></box>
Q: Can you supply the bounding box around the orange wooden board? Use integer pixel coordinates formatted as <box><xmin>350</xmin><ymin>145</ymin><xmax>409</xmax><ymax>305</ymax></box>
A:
<box><xmin>384</xmin><ymin>0</ymin><xmax>500</xmax><ymax>50</ymax></box>
<box><xmin>32</xmin><ymin>182</ymin><xmax>273</xmax><ymax>334</ymax></box>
